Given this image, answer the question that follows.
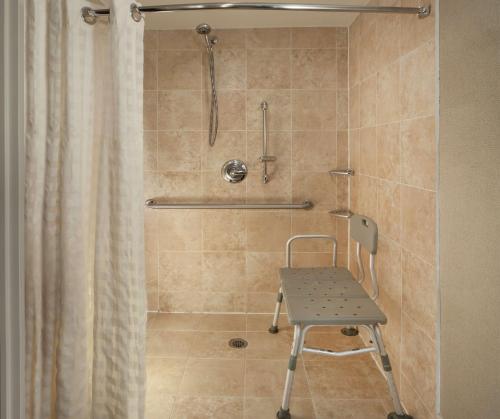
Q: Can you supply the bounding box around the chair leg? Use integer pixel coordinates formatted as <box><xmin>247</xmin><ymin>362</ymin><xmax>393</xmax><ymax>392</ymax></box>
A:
<box><xmin>268</xmin><ymin>287</ymin><xmax>283</xmax><ymax>334</ymax></box>
<box><xmin>371</xmin><ymin>325</ymin><xmax>413</xmax><ymax>419</ymax></box>
<box><xmin>276</xmin><ymin>324</ymin><xmax>304</xmax><ymax>419</ymax></box>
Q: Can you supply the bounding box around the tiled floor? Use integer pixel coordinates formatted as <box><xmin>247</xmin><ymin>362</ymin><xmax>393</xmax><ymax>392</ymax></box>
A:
<box><xmin>146</xmin><ymin>313</ymin><xmax>394</xmax><ymax>419</ymax></box>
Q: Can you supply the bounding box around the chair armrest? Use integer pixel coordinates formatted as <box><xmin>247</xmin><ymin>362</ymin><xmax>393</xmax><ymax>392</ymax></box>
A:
<box><xmin>285</xmin><ymin>235</ymin><xmax>337</xmax><ymax>268</ymax></box>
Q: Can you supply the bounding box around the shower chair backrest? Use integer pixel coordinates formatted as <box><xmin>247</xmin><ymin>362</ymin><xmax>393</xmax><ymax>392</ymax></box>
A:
<box><xmin>350</xmin><ymin>214</ymin><xmax>378</xmax><ymax>255</ymax></box>
<box><xmin>350</xmin><ymin>214</ymin><xmax>379</xmax><ymax>300</ymax></box>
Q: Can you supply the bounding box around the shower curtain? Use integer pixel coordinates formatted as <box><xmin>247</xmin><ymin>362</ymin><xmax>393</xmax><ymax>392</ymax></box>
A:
<box><xmin>25</xmin><ymin>1</ymin><xmax>146</xmax><ymax>418</ymax></box>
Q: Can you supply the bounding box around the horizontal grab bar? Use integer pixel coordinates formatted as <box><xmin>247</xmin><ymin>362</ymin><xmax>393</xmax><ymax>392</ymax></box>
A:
<box><xmin>145</xmin><ymin>199</ymin><xmax>313</xmax><ymax>210</ymax></box>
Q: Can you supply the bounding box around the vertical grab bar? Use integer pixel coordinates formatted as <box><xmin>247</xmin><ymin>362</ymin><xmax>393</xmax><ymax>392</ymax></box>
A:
<box><xmin>262</xmin><ymin>101</ymin><xmax>269</xmax><ymax>183</ymax></box>
<box><xmin>259</xmin><ymin>101</ymin><xmax>275</xmax><ymax>183</ymax></box>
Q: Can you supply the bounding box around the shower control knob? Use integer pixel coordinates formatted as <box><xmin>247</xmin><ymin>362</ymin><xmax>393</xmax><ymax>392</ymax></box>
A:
<box><xmin>221</xmin><ymin>159</ymin><xmax>248</xmax><ymax>183</ymax></box>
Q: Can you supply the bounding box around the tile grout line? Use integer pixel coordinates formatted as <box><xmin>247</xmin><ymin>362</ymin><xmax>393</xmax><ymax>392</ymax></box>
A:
<box><xmin>354</xmin><ymin>172</ymin><xmax>438</xmax><ymax>194</ymax></box>
<box><xmin>199</xmin><ymin>30</ymin><xmax>205</xmax><ymax>314</ymax></box>
<box><xmin>288</xmin><ymin>28</ymin><xmax>294</xmax><ymax>259</ymax></box>
<box><xmin>301</xmin><ymin>347</ymin><xmax>319</xmax><ymax>419</ymax></box>
<box><xmin>155</xmin><ymin>33</ymin><xmax>161</xmax><ymax>313</ymax></box>
<box><xmin>243</xmin><ymin>30</ymin><xmax>249</xmax><ymax>314</ymax></box>
<box><xmin>242</xmin><ymin>314</ymin><xmax>249</xmax><ymax>416</ymax></box>
<box><xmin>398</xmin><ymin>27</ymin><xmax>405</xmax><ymax>393</ymax></box>
<box><xmin>242</xmin><ymin>31</ymin><xmax>249</xmax><ymax>409</ymax></box>
<box><xmin>168</xmin><ymin>354</ymin><xmax>190</xmax><ymax>419</ymax></box>
<box><xmin>400</xmin><ymin>369</ymin><xmax>436</xmax><ymax>417</ymax></box>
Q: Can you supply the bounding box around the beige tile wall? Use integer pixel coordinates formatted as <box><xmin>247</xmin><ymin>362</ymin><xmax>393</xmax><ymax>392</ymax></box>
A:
<box><xmin>143</xmin><ymin>14</ymin><xmax>436</xmax><ymax>414</ymax></box>
<box><xmin>348</xmin><ymin>0</ymin><xmax>437</xmax><ymax>417</ymax></box>
<box><xmin>144</xmin><ymin>27</ymin><xmax>349</xmax><ymax>314</ymax></box>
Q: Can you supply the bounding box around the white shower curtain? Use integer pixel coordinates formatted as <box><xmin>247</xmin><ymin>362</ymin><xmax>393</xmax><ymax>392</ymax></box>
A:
<box><xmin>25</xmin><ymin>1</ymin><xmax>146</xmax><ymax>418</ymax></box>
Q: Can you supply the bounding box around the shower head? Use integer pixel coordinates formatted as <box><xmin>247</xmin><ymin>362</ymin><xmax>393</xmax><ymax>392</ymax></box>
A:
<box><xmin>196</xmin><ymin>23</ymin><xmax>212</xmax><ymax>35</ymax></box>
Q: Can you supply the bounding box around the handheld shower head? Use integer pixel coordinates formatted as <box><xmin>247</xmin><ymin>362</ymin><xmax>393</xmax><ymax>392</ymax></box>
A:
<box><xmin>196</xmin><ymin>23</ymin><xmax>212</xmax><ymax>35</ymax></box>
<box><xmin>196</xmin><ymin>23</ymin><xmax>216</xmax><ymax>50</ymax></box>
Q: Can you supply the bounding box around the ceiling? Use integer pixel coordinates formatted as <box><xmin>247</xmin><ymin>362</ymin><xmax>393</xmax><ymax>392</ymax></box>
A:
<box><xmin>141</xmin><ymin>0</ymin><xmax>370</xmax><ymax>29</ymax></box>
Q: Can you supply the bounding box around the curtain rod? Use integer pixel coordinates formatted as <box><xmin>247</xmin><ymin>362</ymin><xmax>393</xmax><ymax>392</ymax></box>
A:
<box><xmin>82</xmin><ymin>2</ymin><xmax>431</xmax><ymax>24</ymax></box>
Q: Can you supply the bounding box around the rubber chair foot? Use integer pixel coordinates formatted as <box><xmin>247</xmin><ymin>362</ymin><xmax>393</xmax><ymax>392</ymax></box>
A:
<box><xmin>387</xmin><ymin>413</ymin><xmax>413</xmax><ymax>419</ymax></box>
<box><xmin>276</xmin><ymin>408</ymin><xmax>291</xmax><ymax>419</ymax></box>
<box><xmin>268</xmin><ymin>325</ymin><xmax>279</xmax><ymax>334</ymax></box>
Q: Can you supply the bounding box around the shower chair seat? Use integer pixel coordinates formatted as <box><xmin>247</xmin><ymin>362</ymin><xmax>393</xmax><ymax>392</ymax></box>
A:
<box><xmin>269</xmin><ymin>215</ymin><xmax>413</xmax><ymax>419</ymax></box>
<box><xmin>280</xmin><ymin>266</ymin><xmax>387</xmax><ymax>327</ymax></box>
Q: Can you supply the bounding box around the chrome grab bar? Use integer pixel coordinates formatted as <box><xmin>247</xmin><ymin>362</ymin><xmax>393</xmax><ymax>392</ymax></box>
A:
<box><xmin>145</xmin><ymin>199</ymin><xmax>313</xmax><ymax>210</ymax></box>
<box><xmin>260</xmin><ymin>101</ymin><xmax>275</xmax><ymax>184</ymax></box>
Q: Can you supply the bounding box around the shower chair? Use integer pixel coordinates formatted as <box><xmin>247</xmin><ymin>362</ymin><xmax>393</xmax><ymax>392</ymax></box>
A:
<box><xmin>269</xmin><ymin>214</ymin><xmax>412</xmax><ymax>419</ymax></box>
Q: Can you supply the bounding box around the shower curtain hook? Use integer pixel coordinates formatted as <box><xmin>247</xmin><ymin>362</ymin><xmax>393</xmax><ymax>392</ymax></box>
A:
<box><xmin>130</xmin><ymin>3</ymin><xmax>144</xmax><ymax>22</ymax></box>
<box><xmin>81</xmin><ymin>7</ymin><xmax>98</xmax><ymax>25</ymax></box>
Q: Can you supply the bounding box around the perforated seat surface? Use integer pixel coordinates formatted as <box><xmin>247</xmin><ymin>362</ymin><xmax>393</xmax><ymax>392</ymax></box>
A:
<box><xmin>280</xmin><ymin>267</ymin><xmax>387</xmax><ymax>326</ymax></box>
<box><xmin>280</xmin><ymin>267</ymin><xmax>366</xmax><ymax>298</ymax></box>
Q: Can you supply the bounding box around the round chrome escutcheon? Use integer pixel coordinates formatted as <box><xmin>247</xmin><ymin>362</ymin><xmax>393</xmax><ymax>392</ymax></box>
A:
<box><xmin>221</xmin><ymin>159</ymin><xmax>248</xmax><ymax>183</ymax></box>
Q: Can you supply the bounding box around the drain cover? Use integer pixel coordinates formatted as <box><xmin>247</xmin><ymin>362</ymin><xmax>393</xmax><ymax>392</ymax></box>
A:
<box><xmin>228</xmin><ymin>338</ymin><xmax>248</xmax><ymax>349</ymax></box>
<box><xmin>341</xmin><ymin>327</ymin><xmax>359</xmax><ymax>336</ymax></box>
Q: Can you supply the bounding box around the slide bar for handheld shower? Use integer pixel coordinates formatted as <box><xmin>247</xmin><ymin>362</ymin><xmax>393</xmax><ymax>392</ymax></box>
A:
<box><xmin>83</xmin><ymin>2</ymin><xmax>431</xmax><ymax>21</ymax></box>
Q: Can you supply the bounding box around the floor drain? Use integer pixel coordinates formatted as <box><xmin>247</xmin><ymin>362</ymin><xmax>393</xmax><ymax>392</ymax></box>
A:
<box><xmin>341</xmin><ymin>327</ymin><xmax>359</xmax><ymax>336</ymax></box>
<box><xmin>228</xmin><ymin>338</ymin><xmax>248</xmax><ymax>349</ymax></box>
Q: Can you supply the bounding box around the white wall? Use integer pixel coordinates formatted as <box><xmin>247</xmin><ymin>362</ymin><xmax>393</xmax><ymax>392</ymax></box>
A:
<box><xmin>439</xmin><ymin>1</ymin><xmax>500</xmax><ymax>418</ymax></box>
